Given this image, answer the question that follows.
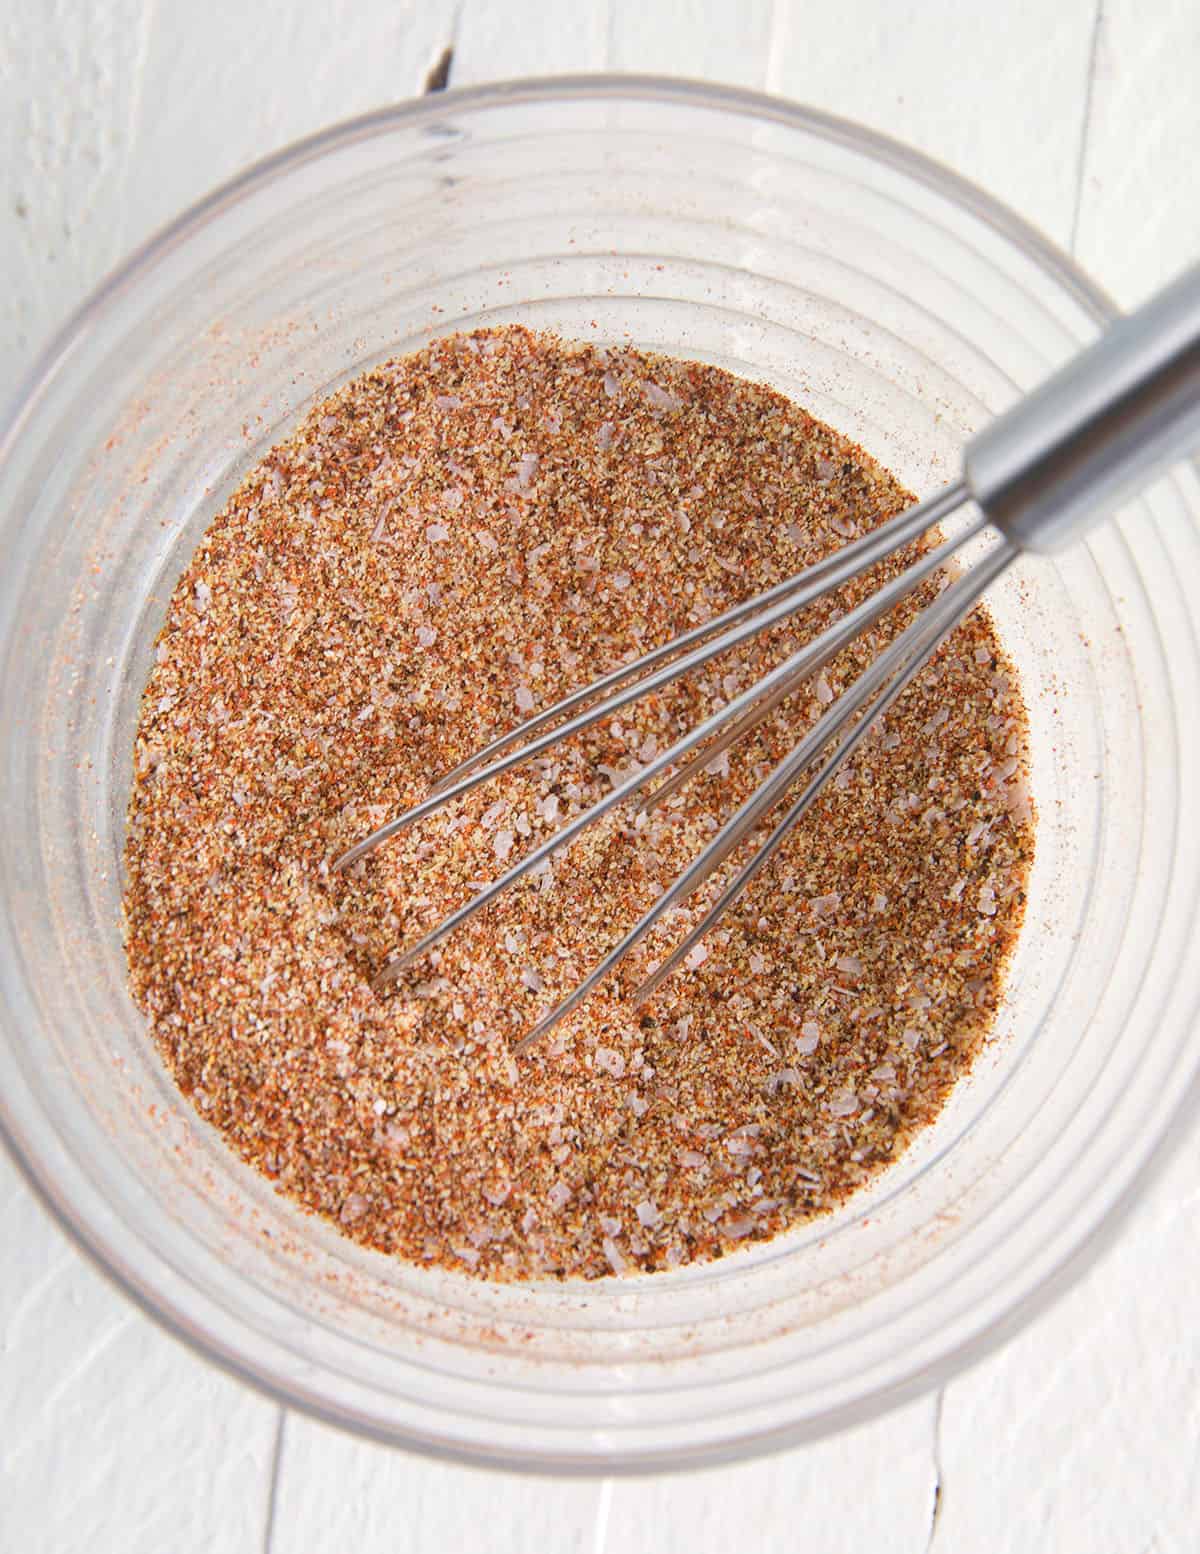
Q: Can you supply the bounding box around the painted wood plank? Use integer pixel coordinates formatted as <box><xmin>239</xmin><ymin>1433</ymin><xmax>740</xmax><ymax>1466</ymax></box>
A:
<box><xmin>923</xmin><ymin>8</ymin><xmax>1200</xmax><ymax>1546</ymax></box>
<box><xmin>1073</xmin><ymin>0</ymin><xmax>1200</xmax><ymax>304</ymax></box>
<box><xmin>606</xmin><ymin>0</ymin><xmax>777</xmax><ymax>88</ymax></box>
<box><xmin>0</xmin><ymin>0</ymin><xmax>460</xmax><ymax>387</ymax></box>
<box><xmin>455</xmin><ymin>0</ymin><xmax>613</xmax><ymax>80</ymax></box>
<box><xmin>0</xmin><ymin>7</ymin><xmax>456</xmax><ymax>1550</ymax></box>
<box><xmin>601</xmin><ymin>1398</ymin><xmax>938</xmax><ymax>1554</ymax></box>
<box><xmin>269</xmin><ymin>1421</ymin><xmax>607</xmax><ymax>1554</ymax></box>
<box><xmin>454</xmin><ymin>0</ymin><xmax>777</xmax><ymax>87</ymax></box>
<box><xmin>117</xmin><ymin>0</ymin><xmax>459</xmax><ymax>248</ymax></box>
<box><xmin>1</xmin><ymin>0</ymin><xmax>158</xmax><ymax>386</ymax></box>
<box><xmin>930</xmin><ymin>1140</ymin><xmax>1200</xmax><ymax>1553</ymax></box>
<box><xmin>270</xmin><ymin>1398</ymin><xmax>938</xmax><ymax>1554</ymax></box>
<box><xmin>766</xmin><ymin>0</ymin><xmax>1097</xmax><ymax>252</ymax></box>
<box><xmin>0</xmin><ymin>1156</ymin><xmax>279</xmax><ymax>1554</ymax></box>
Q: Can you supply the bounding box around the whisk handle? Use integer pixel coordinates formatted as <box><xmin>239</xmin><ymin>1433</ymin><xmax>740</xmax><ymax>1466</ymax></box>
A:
<box><xmin>964</xmin><ymin>261</ymin><xmax>1200</xmax><ymax>553</ymax></box>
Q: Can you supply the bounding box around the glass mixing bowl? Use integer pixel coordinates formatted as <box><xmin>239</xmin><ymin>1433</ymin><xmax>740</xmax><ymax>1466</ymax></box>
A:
<box><xmin>1</xmin><ymin>77</ymin><xmax>1197</xmax><ymax>1474</ymax></box>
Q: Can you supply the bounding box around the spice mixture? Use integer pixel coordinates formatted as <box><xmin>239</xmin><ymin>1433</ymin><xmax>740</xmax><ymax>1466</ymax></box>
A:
<box><xmin>123</xmin><ymin>326</ymin><xmax>1034</xmax><ymax>1280</ymax></box>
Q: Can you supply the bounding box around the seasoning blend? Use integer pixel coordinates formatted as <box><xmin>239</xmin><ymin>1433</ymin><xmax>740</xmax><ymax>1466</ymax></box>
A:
<box><xmin>123</xmin><ymin>327</ymin><xmax>1033</xmax><ymax>1280</ymax></box>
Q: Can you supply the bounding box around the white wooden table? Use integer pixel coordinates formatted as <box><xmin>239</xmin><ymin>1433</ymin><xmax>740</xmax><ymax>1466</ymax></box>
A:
<box><xmin>3</xmin><ymin>3</ymin><xmax>1198</xmax><ymax>1549</ymax></box>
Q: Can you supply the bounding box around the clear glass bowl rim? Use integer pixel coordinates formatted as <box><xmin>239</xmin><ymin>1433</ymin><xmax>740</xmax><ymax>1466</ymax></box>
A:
<box><xmin>2</xmin><ymin>72</ymin><xmax>1197</xmax><ymax>1474</ymax></box>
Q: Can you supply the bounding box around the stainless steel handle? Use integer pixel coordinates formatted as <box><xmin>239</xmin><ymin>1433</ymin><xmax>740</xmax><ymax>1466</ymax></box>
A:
<box><xmin>964</xmin><ymin>261</ymin><xmax>1200</xmax><ymax>553</ymax></box>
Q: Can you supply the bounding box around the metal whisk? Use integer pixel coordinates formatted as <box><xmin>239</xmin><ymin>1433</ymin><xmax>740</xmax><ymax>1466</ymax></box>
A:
<box><xmin>336</xmin><ymin>263</ymin><xmax>1200</xmax><ymax>1051</ymax></box>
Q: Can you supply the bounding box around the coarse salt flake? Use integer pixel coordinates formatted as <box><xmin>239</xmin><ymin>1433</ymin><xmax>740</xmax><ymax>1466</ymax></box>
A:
<box><xmin>602</xmin><ymin>1236</ymin><xmax>628</xmax><ymax>1273</ymax></box>
<box><xmin>595</xmin><ymin>1047</ymin><xmax>626</xmax><ymax>1078</ymax></box>
<box><xmin>644</xmin><ymin>382</ymin><xmax>682</xmax><ymax>412</ymax></box>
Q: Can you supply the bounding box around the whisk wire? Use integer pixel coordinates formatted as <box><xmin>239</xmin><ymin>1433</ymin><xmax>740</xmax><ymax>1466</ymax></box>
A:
<box><xmin>630</xmin><ymin>539</ymin><xmax>1016</xmax><ymax>1010</ymax></box>
<box><xmin>337</xmin><ymin>486</ymin><xmax>972</xmax><ymax>877</ymax></box>
<box><xmin>627</xmin><ymin>511</ymin><xmax>988</xmax><ymax>817</ymax></box>
<box><xmin>338</xmin><ymin>484</ymin><xmax>969</xmax><ymax>877</ymax></box>
<box><xmin>431</xmin><ymin>480</ymin><xmax>966</xmax><ymax>794</ymax></box>
<box><xmin>516</xmin><ymin>533</ymin><xmax>1013</xmax><ymax>1049</ymax></box>
<box><xmin>367</xmin><ymin>500</ymin><xmax>981</xmax><ymax>989</ymax></box>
